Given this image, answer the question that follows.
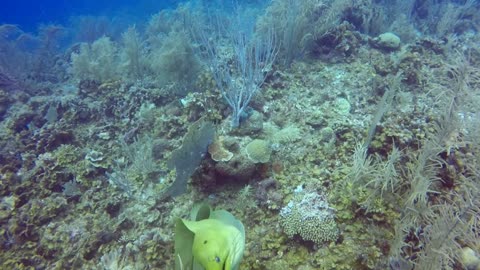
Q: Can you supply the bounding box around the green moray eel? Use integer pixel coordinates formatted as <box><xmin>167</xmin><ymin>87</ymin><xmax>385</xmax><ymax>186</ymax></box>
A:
<box><xmin>174</xmin><ymin>205</ymin><xmax>245</xmax><ymax>270</ymax></box>
<box><xmin>182</xmin><ymin>218</ymin><xmax>244</xmax><ymax>270</ymax></box>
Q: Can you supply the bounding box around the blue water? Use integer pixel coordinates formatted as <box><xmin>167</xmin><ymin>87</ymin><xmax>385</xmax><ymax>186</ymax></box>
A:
<box><xmin>0</xmin><ymin>0</ymin><xmax>182</xmax><ymax>33</ymax></box>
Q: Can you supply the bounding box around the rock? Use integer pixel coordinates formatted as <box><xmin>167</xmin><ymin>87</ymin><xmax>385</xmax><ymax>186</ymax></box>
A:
<box><xmin>373</xmin><ymin>32</ymin><xmax>401</xmax><ymax>50</ymax></box>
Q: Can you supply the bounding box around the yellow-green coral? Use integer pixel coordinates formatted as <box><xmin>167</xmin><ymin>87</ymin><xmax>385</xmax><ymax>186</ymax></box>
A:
<box><xmin>245</xmin><ymin>139</ymin><xmax>271</xmax><ymax>163</ymax></box>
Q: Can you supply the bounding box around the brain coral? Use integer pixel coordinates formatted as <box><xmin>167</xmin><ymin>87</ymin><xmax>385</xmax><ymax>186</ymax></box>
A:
<box><xmin>245</xmin><ymin>139</ymin><xmax>271</xmax><ymax>163</ymax></box>
<box><xmin>280</xmin><ymin>190</ymin><xmax>339</xmax><ymax>244</ymax></box>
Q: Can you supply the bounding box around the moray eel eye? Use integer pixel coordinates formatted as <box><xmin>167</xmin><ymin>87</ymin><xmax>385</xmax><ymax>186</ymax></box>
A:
<box><xmin>215</xmin><ymin>256</ymin><xmax>220</xmax><ymax>263</ymax></box>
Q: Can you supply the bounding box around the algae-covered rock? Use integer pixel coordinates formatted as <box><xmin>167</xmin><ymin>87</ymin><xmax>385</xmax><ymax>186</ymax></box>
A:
<box><xmin>333</xmin><ymin>98</ymin><xmax>351</xmax><ymax>115</ymax></box>
<box><xmin>213</xmin><ymin>154</ymin><xmax>257</xmax><ymax>182</ymax></box>
<box><xmin>373</xmin><ymin>32</ymin><xmax>401</xmax><ymax>50</ymax></box>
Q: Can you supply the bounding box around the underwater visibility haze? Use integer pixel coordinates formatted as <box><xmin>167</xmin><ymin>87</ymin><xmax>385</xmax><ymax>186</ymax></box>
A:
<box><xmin>0</xmin><ymin>0</ymin><xmax>479</xmax><ymax>269</ymax></box>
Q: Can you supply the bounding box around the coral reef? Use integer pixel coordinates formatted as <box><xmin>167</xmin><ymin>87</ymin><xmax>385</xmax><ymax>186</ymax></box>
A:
<box><xmin>0</xmin><ymin>1</ymin><xmax>479</xmax><ymax>269</ymax></box>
